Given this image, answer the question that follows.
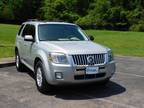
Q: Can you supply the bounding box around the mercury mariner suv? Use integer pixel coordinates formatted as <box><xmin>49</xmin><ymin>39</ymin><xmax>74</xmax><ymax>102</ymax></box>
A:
<box><xmin>15</xmin><ymin>20</ymin><xmax>116</xmax><ymax>93</ymax></box>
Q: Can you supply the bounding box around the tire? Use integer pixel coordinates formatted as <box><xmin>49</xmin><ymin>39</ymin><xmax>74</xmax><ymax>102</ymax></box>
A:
<box><xmin>15</xmin><ymin>51</ymin><xmax>25</xmax><ymax>72</ymax></box>
<box><xmin>35</xmin><ymin>61</ymin><xmax>52</xmax><ymax>93</ymax></box>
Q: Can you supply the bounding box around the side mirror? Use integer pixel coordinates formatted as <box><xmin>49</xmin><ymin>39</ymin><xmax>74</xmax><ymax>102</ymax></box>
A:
<box><xmin>89</xmin><ymin>35</ymin><xmax>94</xmax><ymax>41</ymax></box>
<box><xmin>24</xmin><ymin>35</ymin><xmax>34</xmax><ymax>42</ymax></box>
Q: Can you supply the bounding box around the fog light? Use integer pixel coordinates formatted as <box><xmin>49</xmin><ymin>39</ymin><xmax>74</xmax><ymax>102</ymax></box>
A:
<box><xmin>55</xmin><ymin>72</ymin><xmax>63</xmax><ymax>79</ymax></box>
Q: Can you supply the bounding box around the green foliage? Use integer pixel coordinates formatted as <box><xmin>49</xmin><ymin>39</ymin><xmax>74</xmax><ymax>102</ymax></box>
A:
<box><xmin>77</xmin><ymin>0</ymin><xmax>127</xmax><ymax>30</ymax></box>
<box><xmin>13</xmin><ymin>0</ymin><xmax>41</xmax><ymax>21</ymax></box>
<box><xmin>130</xmin><ymin>20</ymin><xmax>144</xmax><ymax>31</ymax></box>
<box><xmin>1</xmin><ymin>5</ymin><xmax>14</xmax><ymax>20</ymax></box>
<box><xmin>41</xmin><ymin>0</ymin><xmax>85</xmax><ymax>22</ymax></box>
<box><xmin>0</xmin><ymin>0</ymin><xmax>14</xmax><ymax>20</ymax></box>
<box><xmin>0</xmin><ymin>1</ymin><xmax>3</xmax><ymax>17</ymax></box>
<box><xmin>76</xmin><ymin>15</ymin><xmax>94</xmax><ymax>26</ymax></box>
<box><xmin>1</xmin><ymin>0</ymin><xmax>144</xmax><ymax>31</ymax></box>
<box><xmin>0</xmin><ymin>0</ymin><xmax>41</xmax><ymax>22</ymax></box>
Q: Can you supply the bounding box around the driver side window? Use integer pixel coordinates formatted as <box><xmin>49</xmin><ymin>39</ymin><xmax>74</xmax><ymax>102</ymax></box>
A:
<box><xmin>21</xmin><ymin>24</ymin><xmax>36</xmax><ymax>40</ymax></box>
<box><xmin>22</xmin><ymin>24</ymin><xmax>30</xmax><ymax>37</ymax></box>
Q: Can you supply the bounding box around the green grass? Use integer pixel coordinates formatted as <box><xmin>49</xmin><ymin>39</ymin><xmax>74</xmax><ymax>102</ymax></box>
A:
<box><xmin>0</xmin><ymin>24</ymin><xmax>19</xmax><ymax>58</ymax></box>
<box><xmin>86</xmin><ymin>30</ymin><xmax>144</xmax><ymax>57</ymax></box>
<box><xmin>0</xmin><ymin>24</ymin><xmax>144</xmax><ymax>58</ymax></box>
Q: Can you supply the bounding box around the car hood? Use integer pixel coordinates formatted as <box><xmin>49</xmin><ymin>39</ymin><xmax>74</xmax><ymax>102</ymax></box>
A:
<box><xmin>40</xmin><ymin>41</ymin><xmax>108</xmax><ymax>55</ymax></box>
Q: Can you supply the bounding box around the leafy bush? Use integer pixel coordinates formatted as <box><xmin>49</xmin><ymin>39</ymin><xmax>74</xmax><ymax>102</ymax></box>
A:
<box><xmin>1</xmin><ymin>0</ymin><xmax>144</xmax><ymax>31</ymax></box>
<box><xmin>130</xmin><ymin>20</ymin><xmax>144</xmax><ymax>32</ymax></box>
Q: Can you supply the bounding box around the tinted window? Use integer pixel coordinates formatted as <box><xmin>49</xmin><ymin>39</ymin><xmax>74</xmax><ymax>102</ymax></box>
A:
<box><xmin>29</xmin><ymin>25</ymin><xmax>35</xmax><ymax>37</ymax></box>
<box><xmin>22</xmin><ymin>24</ymin><xmax>30</xmax><ymax>37</ymax></box>
<box><xmin>38</xmin><ymin>24</ymin><xmax>87</xmax><ymax>41</ymax></box>
<box><xmin>22</xmin><ymin>24</ymin><xmax>35</xmax><ymax>38</ymax></box>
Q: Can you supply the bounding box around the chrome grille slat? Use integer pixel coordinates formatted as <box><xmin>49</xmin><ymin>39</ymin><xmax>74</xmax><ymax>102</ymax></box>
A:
<box><xmin>73</xmin><ymin>55</ymin><xmax>76</xmax><ymax>64</ymax></box>
<box><xmin>77</xmin><ymin>55</ymin><xmax>80</xmax><ymax>65</ymax></box>
<box><xmin>81</xmin><ymin>55</ymin><xmax>84</xmax><ymax>65</ymax></box>
<box><xmin>79</xmin><ymin>55</ymin><xmax>82</xmax><ymax>65</ymax></box>
<box><xmin>98</xmin><ymin>54</ymin><xmax>100</xmax><ymax>64</ymax></box>
<box><xmin>72</xmin><ymin>54</ymin><xmax>105</xmax><ymax>65</ymax></box>
<box><xmin>94</xmin><ymin>54</ymin><xmax>97</xmax><ymax>64</ymax></box>
<box><xmin>85</xmin><ymin>55</ymin><xmax>87</xmax><ymax>65</ymax></box>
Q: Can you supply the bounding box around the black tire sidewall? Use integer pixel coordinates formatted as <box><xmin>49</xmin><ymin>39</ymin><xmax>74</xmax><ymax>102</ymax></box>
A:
<box><xmin>35</xmin><ymin>61</ymin><xmax>50</xmax><ymax>93</ymax></box>
<box><xmin>15</xmin><ymin>51</ymin><xmax>23</xmax><ymax>71</ymax></box>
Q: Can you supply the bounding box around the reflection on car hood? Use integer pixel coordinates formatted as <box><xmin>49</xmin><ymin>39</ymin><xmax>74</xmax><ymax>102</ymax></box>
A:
<box><xmin>40</xmin><ymin>41</ymin><xmax>108</xmax><ymax>54</ymax></box>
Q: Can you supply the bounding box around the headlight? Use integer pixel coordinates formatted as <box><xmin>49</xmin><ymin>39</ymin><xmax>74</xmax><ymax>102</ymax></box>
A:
<box><xmin>108</xmin><ymin>50</ymin><xmax>113</xmax><ymax>62</ymax></box>
<box><xmin>49</xmin><ymin>53</ymin><xmax>68</xmax><ymax>64</ymax></box>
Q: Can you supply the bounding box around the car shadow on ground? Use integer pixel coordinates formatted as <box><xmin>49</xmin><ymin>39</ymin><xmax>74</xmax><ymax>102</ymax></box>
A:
<box><xmin>19</xmin><ymin>67</ymin><xmax>35</xmax><ymax>79</ymax></box>
<box><xmin>51</xmin><ymin>81</ymin><xmax>126</xmax><ymax>100</ymax></box>
<box><xmin>24</xmin><ymin>68</ymin><xmax>126</xmax><ymax>100</ymax></box>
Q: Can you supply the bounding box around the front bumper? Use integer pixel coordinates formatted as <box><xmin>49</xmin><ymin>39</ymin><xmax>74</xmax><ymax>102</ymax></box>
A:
<box><xmin>46</xmin><ymin>61</ymin><xmax>116</xmax><ymax>85</ymax></box>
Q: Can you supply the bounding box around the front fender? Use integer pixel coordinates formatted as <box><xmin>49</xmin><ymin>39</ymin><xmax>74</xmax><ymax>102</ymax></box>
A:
<box><xmin>34</xmin><ymin>50</ymin><xmax>53</xmax><ymax>84</ymax></box>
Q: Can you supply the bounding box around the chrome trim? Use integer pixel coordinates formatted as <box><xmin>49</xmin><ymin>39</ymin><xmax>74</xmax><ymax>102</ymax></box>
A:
<box><xmin>72</xmin><ymin>54</ymin><xmax>106</xmax><ymax>66</ymax></box>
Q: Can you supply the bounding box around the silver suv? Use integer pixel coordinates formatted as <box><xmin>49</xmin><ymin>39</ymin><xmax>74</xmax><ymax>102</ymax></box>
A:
<box><xmin>15</xmin><ymin>21</ymin><xmax>115</xmax><ymax>93</ymax></box>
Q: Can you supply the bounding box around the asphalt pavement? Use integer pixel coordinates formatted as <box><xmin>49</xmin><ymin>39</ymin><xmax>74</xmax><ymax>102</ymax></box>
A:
<box><xmin>0</xmin><ymin>56</ymin><xmax>144</xmax><ymax>108</ymax></box>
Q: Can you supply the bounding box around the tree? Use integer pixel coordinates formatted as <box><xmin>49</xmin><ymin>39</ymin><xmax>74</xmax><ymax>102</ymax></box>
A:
<box><xmin>13</xmin><ymin>0</ymin><xmax>41</xmax><ymax>22</ymax></box>
<box><xmin>0</xmin><ymin>0</ymin><xmax>14</xmax><ymax>20</ymax></box>
<box><xmin>0</xmin><ymin>0</ymin><xmax>42</xmax><ymax>23</ymax></box>
<box><xmin>1</xmin><ymin>0</ymin><xmax>144</xmax><ymax>31</ymax></box>
<box><xmin>40</xmin><ymin>0</ymin><xmax>92</xmax><ymax>22</ymax></box>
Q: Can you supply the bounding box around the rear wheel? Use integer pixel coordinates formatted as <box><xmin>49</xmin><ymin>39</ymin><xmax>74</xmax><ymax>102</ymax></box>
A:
<box><xmin>35</xmin><ymin>61</ymin><xmax>52</xmax><ymax>93</ymax></box>
<box><xmin>15</xmin><ymin>51</ymin><xmax>25</xmax><ymax>72</ymax></box>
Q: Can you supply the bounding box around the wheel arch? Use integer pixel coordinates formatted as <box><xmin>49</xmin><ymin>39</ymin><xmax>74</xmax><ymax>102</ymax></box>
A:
<box><xmin>33</xmin><ymin>52</ymin><xmax>53</xmax><ymax>84</ymax></box>
<box><xmin>15</xmin><ymin>47</ymin><xmax>18</xmax><ymax>53</ymax></box>
<box><xmin>34</xmin><ymin>57</ymin><xmax>42</xmax><ymax>69</ymax></box>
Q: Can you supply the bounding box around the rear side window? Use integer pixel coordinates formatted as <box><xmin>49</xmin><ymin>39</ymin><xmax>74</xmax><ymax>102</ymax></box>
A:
<box><xmin>18</xmin><ymin>24</ymin><xmax>24</xmax><ymax>35</ymax></box>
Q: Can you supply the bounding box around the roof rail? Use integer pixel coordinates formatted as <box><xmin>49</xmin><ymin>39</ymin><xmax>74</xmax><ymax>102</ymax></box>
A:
<box><xmin>47</xmin><ymin>19</ymin><xmax>66</xmax><ymax>22</ymax></box>
<box><xmin>27</xmin><ymin>19</ymin><xmax>38</xmax><ymax>22</ymax></box>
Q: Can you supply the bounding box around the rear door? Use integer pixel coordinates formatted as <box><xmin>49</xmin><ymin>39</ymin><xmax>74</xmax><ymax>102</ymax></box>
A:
<box><xmin>16</xmin><ymin>24</ymin><xmax>25</xmax><ymax>60</ymax></box>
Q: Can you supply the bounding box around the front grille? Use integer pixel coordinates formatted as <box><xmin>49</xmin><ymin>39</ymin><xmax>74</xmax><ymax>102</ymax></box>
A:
<box><xmin>74</xmin><ymin>73</ymin><xmax>106</xmax><ymax>80</ymax></box>
<box><xmin>72</xmin><ymin>54</ymin><xmax>105</xmax><ymax>65</ymax></box>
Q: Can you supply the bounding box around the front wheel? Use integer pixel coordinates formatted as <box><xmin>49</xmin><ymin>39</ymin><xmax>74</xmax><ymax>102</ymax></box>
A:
<box><xmin>35</xmin><ymin>61</ymin><xmax>52</xmax><ymax>93</ymax></box>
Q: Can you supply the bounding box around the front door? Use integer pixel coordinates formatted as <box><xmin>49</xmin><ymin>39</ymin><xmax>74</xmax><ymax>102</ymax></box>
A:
<box><xmin>21</xmin><ymin>24</ymin><xmax>36</xmax><ymax>66</ymax></box>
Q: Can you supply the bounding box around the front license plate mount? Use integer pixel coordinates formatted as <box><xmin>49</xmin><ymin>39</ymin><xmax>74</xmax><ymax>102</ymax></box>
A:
<box><xmin>86</xmin><ymin>66</ymin><xmax>99</xmax><ymax>74</ymax></box>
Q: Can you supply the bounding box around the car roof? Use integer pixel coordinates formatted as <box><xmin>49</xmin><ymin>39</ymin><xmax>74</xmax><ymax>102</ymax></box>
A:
<box><xmin>22</xmin><ymin>21</ymin><xmax>76</xmax><ymax>26</ymax></box>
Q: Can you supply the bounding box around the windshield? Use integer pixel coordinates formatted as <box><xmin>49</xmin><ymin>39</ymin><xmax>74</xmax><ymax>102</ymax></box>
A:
<box><xmin>38</xmin><ymin>24</ymin><xmax>88</xmax><ymax>41</ymax></box>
